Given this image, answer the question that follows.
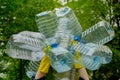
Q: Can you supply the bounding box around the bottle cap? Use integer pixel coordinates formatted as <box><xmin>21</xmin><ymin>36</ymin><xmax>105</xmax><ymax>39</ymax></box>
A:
<box><xmin>74</xmin><ymin>36</ymin><xmax>80</xmax><ymax>42</ymax></box>
<box><xmin>55</xmin><ymin>6</ymin><xmax>71</xmax><ymax>17</ymax></box>
<box><xmin>93</xmin><ymin>56</ymin><xmax>100</xmax><ymax>64</ymax></box>
<box><xmin>51</xmin><ymin>43</ymin><xmax>58</xmax><ymax>48</ymax></box>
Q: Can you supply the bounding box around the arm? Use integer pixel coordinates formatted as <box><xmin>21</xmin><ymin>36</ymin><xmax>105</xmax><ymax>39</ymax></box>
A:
<box><xmin>34</xmin><ymin>55</ymin><xmax>50</xmax><ymax>80</ymax></box>
<box><xmin>78</xmin><ymin>68</ymin><xmax>89</xmax><ymax>80</ymax></box>
<box><xmin>35</xmin><ymin>71</ymin><xmax>46</xmax><ymax>79</ymax></box>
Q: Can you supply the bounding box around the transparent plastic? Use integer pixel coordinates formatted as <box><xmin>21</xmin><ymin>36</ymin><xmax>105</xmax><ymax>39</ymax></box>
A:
<box><xmin>81</xmin><ymin>21</ymin><xmax>115</xmax><ymax>44</ymax></box>
<box><xmin>9</xmin><ymin>34</ymin><xmax>45</xmax><ymax>51</ymax></box>
<box><xmin>55</xmin><ymin>68</ymin><xmax>75</xmax><ymax>80</ymax></box>
<box><xmin>73</xmin><ymin>42</ymin><xmax>112</xmax><ymax>70</ymax></box>
<box><xmin>19</xmin><ymin>31</ymin><xmax>46</xmax><ymax>41</ymax></box>
<box><xmin>5</xmin><ymin>31</ymin><xmax>46</xmax><ymax>61</ymax></box>
<box><xmin>5</xmin><ymin>45</ymin><xmax>44</xmax><ymax>61</ymax></box>
<box><xmin>35</xmin><ymin>11</ymin><xmax>58</xmax><ymax>38</ymax></box>
<box><xmin>25</xmin><ymin>61</ymin><xmax>40</xmax><ymax>78</ymax></box>
<box><xmin>55</xmin><ymin>6</ymin><xmax>82</xmax><ymax>37</ymax></box>
<box><xmin>46</xmin><ymin>47</ymin><xmax>74</xmax><ymax>73</ymax></box>
<box><xmin>54</xmin><ymin>7</ymin><xmax>82</xmax><ymax>48</ymax></box>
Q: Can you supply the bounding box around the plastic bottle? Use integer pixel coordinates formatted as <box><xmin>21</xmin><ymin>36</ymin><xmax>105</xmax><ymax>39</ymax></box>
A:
<box><xmin>35</xmin><ymin>11</ymin><xmax>58</xmax><ymax>38</ymax></box>
<box><xmin>98</xmin><ymin>45</ymin><xmax>112</xmax><ymax>64</ymax></box>
<box><xmin>55</xmin><ymin>68</ymin><xmax>75</xmax><ymax>80</ymax></box>
<box><xmin>53</xmin><ymin>6</ymin><xmax>83</xmax><ymax>49</ymax></box>
<box><xmin>54</xmin><ymin>17</ymin><xmax>72</xmax><ymax>48</ymax></box>
<box><xmin>46</xmin><ymin>44</ymin><xmax>74</xmax><ymax>73</ymax></box>
<box><xmin>58</xmin><ymin>35</ymin><xmax>71</xmax><ymax>48</ymax></box>
<box><xmin>45</xmin><ymin>37</ymin><xmax>61</xmax><ymax>47</ymax></box>
<box><xmin>5</xmin><ymin>33</ymin><xmax>45</xmax><ymax>61</ymax></box>
<box><xmin>5</xmin><ymin>46</ymin><xmax>45</xmax><ymax>61</ymax></box>
<box><xmin>81</xmin><ymin>21</ymin><xmax>115</xmax><ymax>44</ymax></box>
<box><xmin>19</xmin><ymin>31</ymin><xmax>46</xmax><ymax>41</ymax></box>
<box><xmin>55</xmin><ymin>6</ymin><xmax>82</xmax><ymax>37</ymax></box>
<box><xmin>72</xmin><ymin>42</ymin><xmax>112</xmax><ymax>70</ymax></box>
<box><xmin>25</xmin><ymin>61</ymin><xmax>40</xmax><ymax>78</ymax></box>
<box><xmin>10</xmin><ymin>34</ymin><xmax>45</xmax><ymax>51</ymax></box>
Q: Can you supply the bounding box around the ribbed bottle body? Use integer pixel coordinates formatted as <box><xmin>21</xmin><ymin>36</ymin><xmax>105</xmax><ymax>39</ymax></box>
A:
<box><xmin>55</xmin><ymin>6</ymin><xmax>82</xmax><ymax>37</ymax></box>
<box><xmin>35</xmin><ymin>11</ymin><xmax>58</xmax><ymax>38</ymax></box>
<box><xmin>55</xmin><ymin>68</ymin><xmax>75</xmax><ymax>80</ymax></box>
<box><xmin>46</xmin><ymin>47</ymin><xmax>74</xmax><ymax>73</ymax></box>
<box><xmin>81</xmin><ymin>21</ymin><xmax>115</xmax><ymax>44</ymax></box>
<box><xmin>5</xmin><ymin>31</ymin><xmax>45</xmax><ymax>61</ymax></box>
<box><xmin>73</xmin><ymin>42</ymin><xmax>112</xmax><ymax>70</ymax></box>
<box><xmin>25</xmin><ymin>61</ymin><xmax>40</xmax><ymax>78</ymax></box>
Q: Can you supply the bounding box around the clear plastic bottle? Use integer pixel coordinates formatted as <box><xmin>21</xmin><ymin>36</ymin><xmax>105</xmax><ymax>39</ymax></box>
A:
<box><xmin>5</xmin><ymin>33</ymin><xmax>45</xmax><ymax>61</ymax></box>
<box><xmin>10</xmin><ymin>34</ymin><xmax>45</xmax><ymax>51</ymax></box>
<box><xmin>98</xmin><ymin>45</ymin><xmax>112</xmax><ymax>64</ymax></box>
<box><xmin>19</xmin><ymin>31</ymin><xmax>46</xmax><ymax>41</ymax></box>
<box><xmin>54</xmin><ymin>6</ymin><xmax>82</xmax><ymax>49</ymax></box>
<box><xmin>58</xmin><ymin>35</ymin><xmax>71</xmax><ymax>48</ymax></box>
<box><xmin>25</xmin><ymin>61</ymin><xmax>40</xmax><ymax>78</ymax></box>
<box><xmin>35</xmin><ymin>11</ymin><xmax>58</xmax><ymax>38</ymax></box>
<box><xmin>55</xmin><ymin>68</ymin><xmax>75</xmax><ymax>80</ymax></box>
<box><xmin>81</xmin><ymin>21</ymin><xmax>115</xmax><ymax>44</ymax></box>
<box><xmin>46</xmin><ymin>45</ymin><xmax>74</xmax><ymax>73</ymax></box>
<box><xmin>5</xmin><ymin>46</ymin><xmax>45</xmax><ymax>61</ymax></box>
<box><xmin>54</xmin><ymin>17</ymin><xmax>72</xmax><ymax>48</ymax></box>
<box><xmin>73</xmin><ymin>42</ymin><xmax>112</xmax><ymax>70</ymax></box>
<box><xmin>55</xmin><ymin>6</ymin><xmax>82</xmax><ymax>37</ymax></box>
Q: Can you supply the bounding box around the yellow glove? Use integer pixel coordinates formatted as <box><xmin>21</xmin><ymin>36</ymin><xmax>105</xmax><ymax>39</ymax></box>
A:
<box><xmin>38</xmin><ymin>55</ymin><xmax>50</xmax><ymax>73</ymax></box>
<box><xmin>73</xmin><ymin>51</ymin><xmax>84</xmax><ymax>69</ymax></box>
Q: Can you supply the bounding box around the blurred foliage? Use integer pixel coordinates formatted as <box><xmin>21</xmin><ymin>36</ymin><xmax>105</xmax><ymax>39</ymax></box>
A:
<box><xmin>0</xmin><ymin>0</ymin><xmax>120</xmax><ymax>80</ymax></box>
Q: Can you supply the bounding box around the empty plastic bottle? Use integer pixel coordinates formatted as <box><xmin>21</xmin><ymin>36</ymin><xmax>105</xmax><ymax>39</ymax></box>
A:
<box><xmin>98</xmin><ymin>45</ymin><xmax>112</xmax><ymax>64</ymax></box>
<box><xmin>5</xmin><ymin>33</ymin><xmax>45</xmax><ymax>61</ymax></box>
<box><xmin>55</xmin><ymin>6</ymin><xmax>82</xmax><ymax>37</ymax></box>
<box><xmin>72</xmin><ymin>42</ymin><xmax>112</xmax><ymax>70</ymax></box>
<box><xmin>46</xmin><ymin>44</ymin><xmax>74</xmax><ymax>73</ymax></box>
<box><xmin>10</xmin><ymin>34</ymin><xmax>45</xmax><ymax>51</ymax></box>
<box><xmin>58</xmin><ymin>35</ymin><xmax>71</xmax><ymax>48</ymax></box>
<box><xmin>81</xmin><ymin>21</ymin><xmax>115</xmax><ymax>44</ymax></box>
<box><xmin>35</xmin><ymin>11</ymin><xmax>58</xmax><ymax>38</ymax></box>
<box><xmin>53</xmin><ymin>6</ymin><xmax>83</xmax><ymax>49</ymax></box>
<box><xmin>5</xmin><ymin>45</ymin><xmax>45</xmax><ymax>61</ymax></box>
<box><xmin>55</xmin><ymin>68</ymin><xmax>75</xmax><ymax>80</ymax></box>
<box><xmin>54</xmin><ymin>17</ymin><xmax>73</xmax><ymax>48</ymax></box>
<box><xmin>19</xmin><ymin>31</ymin><xmax>46</xmax><ymax>41</ymax></box>
<box><xmin>25</xmin><ymin>61</ymin><xmax>40</xmax><ymax>78</ymax></box>
<box><xmin>45</xmin><ymin>37</ymin><xmax>61</xmax><ymax>47</ymax></box>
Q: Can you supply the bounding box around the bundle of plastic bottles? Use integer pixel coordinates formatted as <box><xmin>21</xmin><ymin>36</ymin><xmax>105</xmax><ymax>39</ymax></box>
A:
<box><xmin>5</xmin><ymin>6</ymin><xmax>115</xmax><ymax>79</ymax></box>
